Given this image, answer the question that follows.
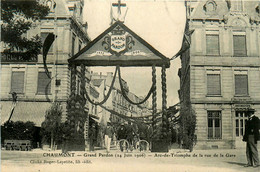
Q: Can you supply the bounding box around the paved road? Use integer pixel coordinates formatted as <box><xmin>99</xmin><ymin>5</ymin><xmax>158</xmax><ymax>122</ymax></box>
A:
<box><xmin>1</xmin><ymin>148</ymin><xmax>259</xmax><ymax>172</ymax></box>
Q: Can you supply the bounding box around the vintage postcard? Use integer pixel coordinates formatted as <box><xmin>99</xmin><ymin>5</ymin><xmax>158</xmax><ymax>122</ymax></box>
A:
<box><xmin>1</xmin><ymin>0</ymin><xmax>260</xmax><ymax>172</ymax></box>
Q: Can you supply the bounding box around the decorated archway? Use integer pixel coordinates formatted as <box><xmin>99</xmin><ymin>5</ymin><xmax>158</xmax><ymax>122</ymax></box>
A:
<box><xmin>67</xmin><ymin>21</ymin><xmax>170</xmax><ymax>151</ymax></box>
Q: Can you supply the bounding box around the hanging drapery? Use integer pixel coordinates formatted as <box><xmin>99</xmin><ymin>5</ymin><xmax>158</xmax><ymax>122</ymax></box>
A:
<box><xmin>67</xmin><ymin>21</ymin><xmax>170</xmax><ymax>151</ymax></box>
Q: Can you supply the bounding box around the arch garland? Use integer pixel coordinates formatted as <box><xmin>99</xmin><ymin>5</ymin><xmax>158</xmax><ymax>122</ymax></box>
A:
<box><xmin>67</xmin><ymin>21</ymin><xmax>171</xmax><ymax>151</ymax></box>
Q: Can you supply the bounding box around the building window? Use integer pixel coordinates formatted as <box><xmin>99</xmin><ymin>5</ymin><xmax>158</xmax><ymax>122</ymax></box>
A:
<box><xmin>206</xmin><ymin>34</ymin><xmax>219</xmax><ymax>55</ymax></box>
<box><xmin>235</xmin><ymin>74</ymin><xmax>248</xmax><ymax>96</ymax></box>
<box><xmin>233</xmin><ymin>35</ymin><xmax>247</xmax><ymax>57</ymax></box>
<box><xmin>37</xmin><ymin>72</ymin><xmax>52</xmax><ymax>95</ymax></box>
<box><xmin>207</xmin><ymin>74</ymin><xmax>221</xmax><ymax>95</ymax></box>
<box><xmin>235</xmin><ymin>111</ymin><xmax>248</xmax><ymax>137</ymax></box>
<box><xmin>41</xmin><ymin>32</ymin><xmax>53</xmax><ymax>53</ymax></box>
<box><xmin>11</xmin><ymin>71</ymin><xmax>25</xmax><ymax>93</ymax></box>
<box><xmin>71</xmin><ymin>34</ymin><xmax>76</xmax><ymax>56</ymax></box>
<box><xmin>208</xmin><ymin>111</ymin><xmax>222</xmax><ymax>139</ymax></box>
<box><xmin>203</xmin><ymin>0</ymin><xmax>217</xmax><ymax>15</ymax></box>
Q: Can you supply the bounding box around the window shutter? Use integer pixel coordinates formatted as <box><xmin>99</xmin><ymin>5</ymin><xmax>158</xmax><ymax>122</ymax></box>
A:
<box><xmin>11</xmin><ymin>71</ymin><xmax>25</xmax><ymax>93</ymax></box>
<box><xmin>37</xmin><ymin>72</ymin><xmax>51</xmax><ymax>95</ymax></box>
<box><xmin>206</xmin><ymin>34</ymin><xmax>219</xmax><ymax>55</ymax></box>
<box><xmin>233</xmin><ymin>35</ymin><xmax>246</xmax><ymax>56</ymax></box>
<box><xmin>207</xmin><ymin>74</ymin><xmax>221</xmax><ymax>95</ymax></box>
<box><xmin>235</xmin><ymin>75</ymin><xmax>248</xmax><ymax>95</ymax></box>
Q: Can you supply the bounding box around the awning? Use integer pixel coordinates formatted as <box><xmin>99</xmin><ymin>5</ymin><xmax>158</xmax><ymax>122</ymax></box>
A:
<box><xmin>1</xmin><ymin>101</ymin><xmax>52</xmax><ymax>127</ymax></box>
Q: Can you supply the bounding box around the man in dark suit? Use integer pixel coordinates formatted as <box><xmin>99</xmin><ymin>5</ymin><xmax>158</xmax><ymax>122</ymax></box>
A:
<box><xmin>243</xmin><ymin>108</ymin><xmax>260</xmax><ymax>167</ymax></box>
<box><xmin>89</xmin><ymin>123</ymin><xmax>97</xmax><ymax>152</ymax></box>
<box><xmin>117</xmin><ymin>123</ymin><xmax>127</xmax><ymax>152</ymax></box>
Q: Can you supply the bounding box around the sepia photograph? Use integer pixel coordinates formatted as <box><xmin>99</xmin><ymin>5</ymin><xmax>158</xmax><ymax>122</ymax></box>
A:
<box><xmin>1</xmin><ymin>0</ymin><xmax>260</xmax><ymax>171</ymax></box>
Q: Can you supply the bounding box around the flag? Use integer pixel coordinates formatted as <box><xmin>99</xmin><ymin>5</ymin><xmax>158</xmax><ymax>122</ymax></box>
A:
<box><xmin>110</xmin><ymin>4</ymin><xmax>116</xmax><ymax>25</ymax></box>
<box><xmin>171</xmin><ymin>20</ymin><xmax>194</xmax><ymax>60</ymax></box>
<box><xmin>6</xmin><ymin>103</ymin><xmax>16</xmax><ymax>125</ymax></box>
<box><xmin>226</xmin><ymin>0</ymin><xmax>231</xmax><ymax>9</ymax></box>
<box><xmin>43</xmin><ymin>33</ymin><xmax>56</xmax><ymax>79</ymax></box>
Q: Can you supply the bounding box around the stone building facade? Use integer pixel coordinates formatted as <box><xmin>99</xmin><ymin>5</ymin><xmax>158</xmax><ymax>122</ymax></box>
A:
<box><xmin>1</xmin><ymin>0</ymin><xmax>89</xmax><ymax>126</ymax></box>
<box><xmin>90</xmin><ymin>72</ymin><xmax>149</xmax><ymax>125</ymax></box>
<box><xmin>179</xmin><ymin>0</ymin><xmax>260</xmax><ymax>149</ymax></box>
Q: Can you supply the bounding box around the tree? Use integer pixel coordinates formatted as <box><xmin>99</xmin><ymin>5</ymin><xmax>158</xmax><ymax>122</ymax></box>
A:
<box><xmin>1</xmin><ymin>121</ymin><xmax>36</xmax><ymax>144</ymax></box>
<box><xmin>179</xmin><ymin>103</ymin><xmax>197</xmax><ymax>152</ymax></box>
<box><xmin>1</xmin><ymin>0</ymin><xmax>49</xmax><ymax>60</ymax></box>
<box><xmin>41</xmin><ymin>102</ymin><xmax>63</xmax><ymax>150</ymax></box>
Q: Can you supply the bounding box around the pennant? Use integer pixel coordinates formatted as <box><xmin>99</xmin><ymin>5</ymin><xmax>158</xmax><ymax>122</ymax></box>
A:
<box><xmin>171</xmin><ymin>20</ymin><xmax>194</xmax><ymax>60</ymax></box>
<box><xmin>6</xmin><ymin>103</ymin><xmax>16</xmax><ymax>125</ymax></box>
<box><xmin>43</xmin><ymin>33</ymin><xmax>56</xmax><ymax>79</ymax></box>
<box><xmin>226</xmin><ymin>0</ymin><xmax>231</xmax><ymax>9</ymax></box>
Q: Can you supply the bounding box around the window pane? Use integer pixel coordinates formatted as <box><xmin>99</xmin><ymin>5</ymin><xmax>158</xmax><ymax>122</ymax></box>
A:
<box><xmin>11</xmin><ymin>71</ymin><xmax>25</xmax><ymax>93</ymax></box>
<box><xmin>215</xmin><ymin>118</ymin><xmax>220</xmax><ymax>127</ymax></box>
<box><xmin>208</xmin><ymin>127</ymin><xmax>213</xmax><ymax>138</ymax></box>
<box><xmin>206</xmin><ymin>34</ymin><xmax>219</xmax><ymax>55</ymax></box>
<box><xmin>215</xmin><ymin>127</ymin><xmax>221</xmax><ymax>138</ymax></box>
<box><xmin>240</xmin><ymin>128</ymin><xmax>243</xmax><ymax>136</ymax></box>
<box><xmin>37</xmin><ymin>72</ymin><xmax>51</xmax><ymax>95</ymax></box>
<box><xmin>208</xmin><ymin>118</ymin><xmax>213</xmax><ymax>127</ymax></box>
<box><xmin>207</xmin><ymin>74</ymin><xmax>221</xmax><ymax>95</ymax></box>
<box><xmin>233</xmin><ymin>35</ymin><xmax>246</xmax><ymax>56</ymax></box>
<box><xmin>236</xmin><ymin>128</ymin><xmax>239</xmax><ymax>136</ymax></box>
<box><xmin>236</xmin><ymin>119</ymin><xmax>239</xmax><ymax>127</ymax></box>
<box><xmin>235</xmin><ymin>75</ymin><xmax>248</xmax><ymax>95</ymax></box>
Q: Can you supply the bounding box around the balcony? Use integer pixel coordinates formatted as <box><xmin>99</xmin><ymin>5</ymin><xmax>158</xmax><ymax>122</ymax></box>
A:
<box><xmin>1</xmin><ymin>52</ymin><xmax>38</xmax><ymax>62</ymax></box>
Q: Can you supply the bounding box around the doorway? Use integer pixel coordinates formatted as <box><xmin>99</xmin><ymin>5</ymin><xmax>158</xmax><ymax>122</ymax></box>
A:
<box><xmin>235</xmin><ymin>111</ymin><xmax>248</xmax><ymax>148</ymax></box>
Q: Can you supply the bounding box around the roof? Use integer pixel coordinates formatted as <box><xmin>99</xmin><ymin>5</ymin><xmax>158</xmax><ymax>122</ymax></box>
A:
<box><xmin>1</xmin><ymin>101</ymin><xmax>52</xmax><ymax>127</ymax></box>
<box><xmin>91</xmin><ymin>79</ymin><xmax>104</xmax><ymax>87</ymax></box>
<box><xmin>68</xmin><ymin>21</ymin><xmax>170</xmax><ymax>67</ymax></box>
<box><xmin>190</xmin><ymin>1</ymin><xmax>260</xmax><ymax>21</ymax></box>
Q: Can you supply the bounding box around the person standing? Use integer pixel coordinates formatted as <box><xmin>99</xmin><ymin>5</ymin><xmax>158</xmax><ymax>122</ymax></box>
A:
<box><xmin>104</xmin><ymin>123</ymin><xmax>114</xmax><ymax>153</ymax></box>
<box><xmin>89</xmin><ymin>123</ymin><xmax>97</xmax><ymax>152</ymax></box>
<box><xmin>243</xmin><ymin>109</ymin><xmax>260</xmax><ymax>167</ymax></box>
<box><xmin>126</xmin><ymin>122</ymin><xmax>134</xmax><ymax>149</ymax></box>
<box><xmin>117</xmin><ymin>123</ymin><xmax>126</xmax><ymax>152</ymax></box>
<box><xmin>147</xmin><ymin>124</ymin><xmax>153</xmax><ymax>150</ymax></box>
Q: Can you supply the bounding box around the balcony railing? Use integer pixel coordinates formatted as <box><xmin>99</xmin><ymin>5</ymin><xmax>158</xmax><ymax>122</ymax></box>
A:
<box><xmin>1</xmin><ymin>52</ymin><xmax>38</xmax><ymax>62</ymax></box>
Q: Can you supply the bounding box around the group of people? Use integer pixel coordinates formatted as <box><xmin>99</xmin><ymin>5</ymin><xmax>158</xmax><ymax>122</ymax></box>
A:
<box><xmin>89</xmin><ymin>108</ymin><xmax>260</xmax><ymax>166</ymax></box>
<box><xmin>88</xmin><ymin>122</ymin><xmax>115</xmax><ymax>152</ymax></box>
<box><xmin>117</xmin><ymin>122</ymin><xmax>153</xmax><ymax>152</ymax></box>
<box><xmin>88</xmin><ymin>121</ymin><xmax>153</xmax><ymax>153</ymax></box>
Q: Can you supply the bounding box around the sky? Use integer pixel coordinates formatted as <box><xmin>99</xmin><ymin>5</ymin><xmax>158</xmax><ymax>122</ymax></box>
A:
<box><xmin>83</xmin><ymin>0</ymin><xmax>186</xmax><ymax>108</ymax></box>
